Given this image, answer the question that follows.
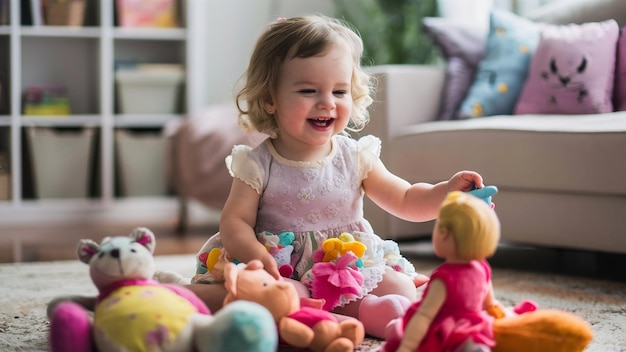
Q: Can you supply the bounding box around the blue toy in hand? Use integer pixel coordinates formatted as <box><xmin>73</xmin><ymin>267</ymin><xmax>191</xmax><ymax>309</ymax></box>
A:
<box><xmin>468</xmin><ymin>185</ymin><xmax>498</xmax><ymax>208</ymax></box>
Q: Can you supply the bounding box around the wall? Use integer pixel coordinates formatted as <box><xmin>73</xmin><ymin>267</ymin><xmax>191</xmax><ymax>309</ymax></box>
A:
<box><xmin>199</xmin><ymin>0</ymin><xmax>335</xmax><ymax>108</ymax></box>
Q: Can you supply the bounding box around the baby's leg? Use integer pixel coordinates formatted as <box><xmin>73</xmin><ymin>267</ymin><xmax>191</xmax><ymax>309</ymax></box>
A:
<box><xmin>333</xmin><ymin>268</ymin><xmax>417</xmax><ymax>338</ymax></box>
<box><xmin>370</xmin><ymin>267</ymin><xmax>420</xmax><ymax>301</ymax></box>
<box><xmin>185</xmin><ymin>283</ymin><xmax>228</xmax><ymax>313</ymax></box>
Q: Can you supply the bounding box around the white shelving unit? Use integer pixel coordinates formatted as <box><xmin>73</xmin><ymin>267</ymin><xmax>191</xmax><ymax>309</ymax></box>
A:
<box><xmin>0</xmin><ymin>0</ymin><xmax>209</xmax><ymax>234</ymax></box>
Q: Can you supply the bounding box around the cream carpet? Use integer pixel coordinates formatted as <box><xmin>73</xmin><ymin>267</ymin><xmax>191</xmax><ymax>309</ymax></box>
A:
<box><xmin>1</xmin><ymin>253</ymin><xmax>624</xmax><ymax>351</ymax></box>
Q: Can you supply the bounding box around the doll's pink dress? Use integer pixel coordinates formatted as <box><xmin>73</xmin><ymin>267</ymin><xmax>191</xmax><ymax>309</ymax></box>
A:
<box><xmin>384</xmin><ymin>260</ymin><xmax>495</xmax><ymax>352</ymax></box>
<box><xmin>193</xmin><ymin>135</ymin><xmax>421</xmax><ymax>308</ymax></box>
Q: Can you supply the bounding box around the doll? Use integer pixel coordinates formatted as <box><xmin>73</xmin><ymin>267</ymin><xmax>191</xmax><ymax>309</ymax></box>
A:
<box><xmin>383</xmin><ymin>191</ymin><xmax>501</xmax><ymax>352</ymax></box>
<box><xmin>382</xmin><ymin>191</ymin><xmax>593</xmax><ymax>352</ymax></box>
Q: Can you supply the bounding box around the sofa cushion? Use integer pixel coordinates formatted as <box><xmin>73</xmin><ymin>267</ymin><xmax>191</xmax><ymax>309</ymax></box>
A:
<box><xmin>614</xmin><ymin>26</ymin><xmax>626</xmax><ymax>111</ymax></box>
<box><xmin>515</xmin><ymin>20</ymin><xmax>619</xmax><ymax>115</ymax></box>
<box><xmin>422</xmin><ymin>17</ymin><xmax>486</xmax><ymax>120</ymax></box>
<box><xmin>459</xmin><ymin>10</ymin><xmax>540</xmax><ymax>118</ymax></box>
<box><xmin>527</xmin><ymin>0</ymin><xmax>626</xmax><ymax>27</ymax></box>
<box><xmin>389</xmin><ymin>113</ymin><xmax>626</xmax><ymax>196</ymax></box>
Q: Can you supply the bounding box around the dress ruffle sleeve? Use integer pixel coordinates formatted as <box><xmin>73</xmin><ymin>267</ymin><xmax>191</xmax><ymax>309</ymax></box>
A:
<box><xmin>225</xmin><ymin>144</ymin><xmax>264</xmax><ymax>194</ymax></box>
<box><xmin>357</xmin><ymin>135</ymin><xmax>382</xmax><ymax>180</ymax></box>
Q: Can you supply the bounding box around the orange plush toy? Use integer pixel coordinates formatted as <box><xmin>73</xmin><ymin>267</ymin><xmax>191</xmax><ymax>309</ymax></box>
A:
<box><xmin>488</xmin><ymin>304</ymin><xmax>593</xmax><ymax>352</ymax></box>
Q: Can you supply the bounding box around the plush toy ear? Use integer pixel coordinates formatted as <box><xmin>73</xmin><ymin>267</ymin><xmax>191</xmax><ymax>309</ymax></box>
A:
<box><xmin>77</xmin><ymin>240</ymin><xmax>99</xmax><ymax>264</ymax></box>
<box><xmin>129</xmin><ymin>227</ymin><xmax>156</xmax><ymax>254</ymax></box>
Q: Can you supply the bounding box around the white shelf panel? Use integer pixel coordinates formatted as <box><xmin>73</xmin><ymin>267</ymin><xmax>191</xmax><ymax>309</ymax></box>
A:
<box><xmin>21</xmin><ymin>115</ymin><xmax>102</xmax><ymax>127</ymax></box>
<box><xmin>114</xmin><ymin>114</ymin><xmax>179</xmax><ymax>128</ymax></box>
<box><xmin>20</xmin><ymin>26</ymin><xmax>101</xmax><ymax>38</ymax></box>
<box><xmin>113</xmin><ymin>27</ymin><xmax>187</xmax><ymax>41</ymax></box>
<box><xmin>0</xmin><ymin>116</ymin><xmax>10</xmax><ymax>126</ymax></box>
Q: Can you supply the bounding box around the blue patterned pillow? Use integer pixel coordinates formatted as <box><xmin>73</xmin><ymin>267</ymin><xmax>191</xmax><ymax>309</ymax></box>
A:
<box><xmin>459</xmin><ymin>10</ymin><xmax>541</xmax><ymax>118</ymax></box>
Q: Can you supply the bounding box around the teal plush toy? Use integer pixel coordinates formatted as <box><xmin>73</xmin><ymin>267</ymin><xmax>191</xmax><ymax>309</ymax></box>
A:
<box><xmin>47</xmin><ymin>227</ymin><xmax>277</xmax><ymax>352</ymax></box>
<box><xmin>468</xmin><ymin>185</ymin><xmax>498</xmax><ymax>207</ymax></box>
<box><xmin>259</xmin><ymin>231</ymin><xmax>296</xmax><ymax>278</ymax></box>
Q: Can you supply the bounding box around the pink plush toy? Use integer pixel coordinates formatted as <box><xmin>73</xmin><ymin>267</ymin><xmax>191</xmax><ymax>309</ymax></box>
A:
<box><xmin>47</xmin><ymin>227</ymin><xmax>278</xmax><ymax>352</ymax></box>
<box><xmin>223</xmin><ymin>260</ymin><xmax>365</xmax><ymax>352</ymax></box>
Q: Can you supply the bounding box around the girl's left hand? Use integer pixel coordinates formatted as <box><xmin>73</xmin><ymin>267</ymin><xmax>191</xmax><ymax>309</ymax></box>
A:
<box><xmin>447</xmin><ymin>171</ymin><xmax>484</xmax><ymax>193</ymax></box>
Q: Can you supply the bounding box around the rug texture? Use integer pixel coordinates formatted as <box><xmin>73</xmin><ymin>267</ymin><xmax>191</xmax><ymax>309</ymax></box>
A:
<box><xmin>0</xmin><ymin>254</ymin><xmax>624</xmax><ymax>351</ymax></box>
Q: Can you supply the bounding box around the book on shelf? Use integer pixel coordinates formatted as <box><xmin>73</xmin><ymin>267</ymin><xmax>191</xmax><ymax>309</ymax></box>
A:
<box><xmin>0</xmin><ymin>71</ymin><xmax>4</xmax><ymax>114</ymax></box>
<box><xmin>23</xmin><ymin>85</ymin><xmax>71</xmax><ymax>116</ymax></box>
<box><xmin>0</xmin><ymin>0</ymin><xmax>9</xmax><ymax>25</ymax></box>
<box><xmin>116</xmin><ymin>0</ymin><xmax>178</xmax><ymax>28</ymax></box>
<box><xmin>0</xmin><ymin>152</ymin><xmax>9</xmax><ymax>201</ymax></box>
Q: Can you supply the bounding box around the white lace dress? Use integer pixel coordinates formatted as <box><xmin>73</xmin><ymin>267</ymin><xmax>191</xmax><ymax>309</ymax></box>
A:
<box><xmin>194</xmin><ymin>134</ymin><xmax>420</xmax><ymax>308</ymax></box>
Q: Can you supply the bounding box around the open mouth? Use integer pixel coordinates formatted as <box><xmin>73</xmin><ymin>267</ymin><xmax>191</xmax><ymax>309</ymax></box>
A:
<box><xmin>309</xmin><ymin>118</ymin><xmax>334</xmax><ymax>127</ymax></box>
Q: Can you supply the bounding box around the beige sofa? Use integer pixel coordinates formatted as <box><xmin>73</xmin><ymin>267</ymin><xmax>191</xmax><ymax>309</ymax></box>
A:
<box><xmin>361</xmin><ymin>0</ymin><xmax>626</xmax><ymax>255</ymax></box>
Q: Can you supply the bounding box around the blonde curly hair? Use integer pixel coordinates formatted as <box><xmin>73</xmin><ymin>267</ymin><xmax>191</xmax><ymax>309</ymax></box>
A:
<box><xmin>235</xmin><ymin>14</ymin><xmax>374</xmax><ymax>138</ymax></box>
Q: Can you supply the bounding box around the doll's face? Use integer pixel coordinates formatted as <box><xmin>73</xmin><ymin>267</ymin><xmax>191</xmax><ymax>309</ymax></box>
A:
<box><xmin>432</xmin><ymin>220</ymin><xmax>454</xmax><ymax>259</ymax></box>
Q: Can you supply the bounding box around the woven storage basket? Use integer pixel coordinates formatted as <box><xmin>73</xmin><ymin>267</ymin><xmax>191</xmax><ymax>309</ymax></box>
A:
<box><xmin>46</xmin><ymin>0</ymin><xmax>85</xmax><ymax>26</ymax></box>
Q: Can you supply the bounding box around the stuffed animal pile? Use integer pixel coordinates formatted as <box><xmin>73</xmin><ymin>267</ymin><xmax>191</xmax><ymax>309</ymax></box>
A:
<box><xmin>47</xmin><ymin>227</ymin><xmax>278</xmax><ymax>352</ymax></box>
<box><xmin>223</xmin><ymin>259</ymin><xmax>365</xmax><ymax>352</ymax></box>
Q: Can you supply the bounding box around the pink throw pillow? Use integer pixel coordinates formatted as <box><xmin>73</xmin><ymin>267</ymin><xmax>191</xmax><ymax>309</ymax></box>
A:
<box><xmin>614</xmin><ymin>26</ymin><xmax>626</xmax><ymax>111</ymax></box>
<box><xmin>515</xmin><ymin>20</ymin><xmax>619</xmax><ymax>115</ymax></box>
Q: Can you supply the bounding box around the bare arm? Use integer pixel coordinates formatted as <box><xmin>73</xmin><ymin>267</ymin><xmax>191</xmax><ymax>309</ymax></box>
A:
<box><xmin>397</xmin><ymin>279</ymin><xmax>446</xmax><ymax>352</ymax></box>
<box><xmin>363</xmin><ymin>160</ymin><xmax>483</xmax><ymax>222</ymax></box>
<box><xmin>219</xmin><ymin>178</ymin><xmax>280</xmax><ymax>279</ymax></box>
<box><xmin>483</xmin><ymin>280</ymin><xmax>506</xmax><ymax>318</ymax></box>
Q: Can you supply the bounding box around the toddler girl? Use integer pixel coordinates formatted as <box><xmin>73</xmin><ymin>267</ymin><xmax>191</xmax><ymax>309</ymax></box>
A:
<box><xmin>184</xmin><ymin>14</ymin><xmax>486</xmax><ymax>338</ymax></box>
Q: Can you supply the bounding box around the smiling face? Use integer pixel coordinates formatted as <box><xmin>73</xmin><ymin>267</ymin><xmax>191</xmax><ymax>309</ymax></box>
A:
<box><xmin>267</xmin><ymin>40</ymin><xmax>354</xmax><ymax>161</ymax></box>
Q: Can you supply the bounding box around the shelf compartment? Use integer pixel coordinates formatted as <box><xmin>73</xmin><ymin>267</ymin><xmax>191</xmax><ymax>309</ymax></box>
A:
<box><xmin>0</xmin><ymin>126</ymin><xmax>9</xmax><ymax>200</ymax></box>
<box><xmin>25</xmin><ymin>126</ymin><xmax>95</xmax><ymax>199</ymax></box>
<box><xmin>21</xmin><ymin>36</ymin><xmax>100</xmax><ymax>115</ymax></box>
<box><xmin>115</xmin><ymin>129</ymin><xmax>168</xmax><ymax>197</ymax></box>
<box><xmin>0</xmin><ymin>35</ymin><xmax>9</xmax><ymax>115</ymax></box>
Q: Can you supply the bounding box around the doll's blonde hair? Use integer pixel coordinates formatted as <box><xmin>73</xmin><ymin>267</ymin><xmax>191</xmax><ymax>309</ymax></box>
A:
<box><xmin>235</xmin><ymin>14</ymin><xmax>374</xmax><ymax>138</ymax></box>
<box><xmin>437</xmin><ymin>191</ymin><xmax>500</xmax><ymax>261</ymax></box>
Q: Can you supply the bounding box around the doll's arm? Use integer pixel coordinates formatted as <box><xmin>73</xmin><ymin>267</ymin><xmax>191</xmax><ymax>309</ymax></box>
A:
<box><xmin>397</xmin><ymin>279</ymin><xmax>446</xmax><ymax>352</ymax></box>
<box><xmin>483</xmin><ymin>281</ymin><xmax>506</xmax><ymax>319</ymax></box>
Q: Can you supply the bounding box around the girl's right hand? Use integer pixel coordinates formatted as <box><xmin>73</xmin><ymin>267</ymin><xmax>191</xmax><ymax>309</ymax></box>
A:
<box><xmin>260</xmin><ymin>253</ymin><xmax>281</xmax><ymax>280</ymax></box>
